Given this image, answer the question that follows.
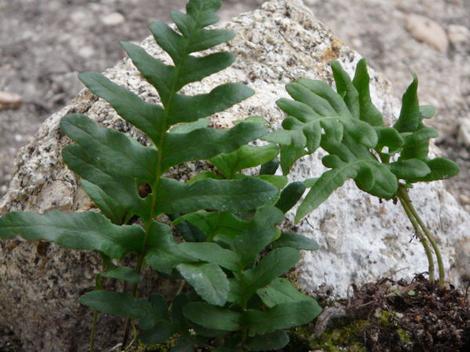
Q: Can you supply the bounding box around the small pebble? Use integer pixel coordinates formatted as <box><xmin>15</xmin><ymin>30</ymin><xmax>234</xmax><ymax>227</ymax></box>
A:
<box><xmin>78</xmin><ymin>46</ymin><xmax>95</xmax><ymax>59</ymax></box>
<box><xmin>459</xmin><ymin>194</ymin><xmax>470</xmax><ymax>205</ymax></box>
<box><xmin>0</xmin><ymin>91</ymin><xmax>22</xmax><ymax>110</ymax></box>
<box><xmin>405</xmin><ymin>14</ymin><xmax>448</xmax><ymax>53</ymax></box>
<box><xmin>101</xmin><ymin>12</ymin><xmax>125</xmax><ymax>26</ymax></box>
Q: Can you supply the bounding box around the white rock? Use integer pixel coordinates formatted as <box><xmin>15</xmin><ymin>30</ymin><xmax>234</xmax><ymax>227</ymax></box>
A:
<box><xmin>405</xmin><ymin>14</ymin><xmax>449</xmax><ymax>53</ymax></box>
<box><xmin>78</xmin><ymin>45</ymin><xmax>95</xmax><ymax>59</ymax></box>
<box><xmin>101</xmin><ymin>12</ymin><xmax>125</xmax><ymax>26</ymax></box>
<box><xmin>0</xmin><ymin>0</ymin><xmax>468</xmax><ymax>350</ymax></box>
<box><xmin>70</xmin><ymin>9</ymin><xmax>92</xmax><ymax>26</ymax></box>
<box><xmin>458</xmin><ymin>118</ymin><xmax>470</xmax><ymax>147</ymax></box>
<box><xmin>13</xmin><ymin>134</ymin><xmax>23</xmax><ymax>142</ymax></box>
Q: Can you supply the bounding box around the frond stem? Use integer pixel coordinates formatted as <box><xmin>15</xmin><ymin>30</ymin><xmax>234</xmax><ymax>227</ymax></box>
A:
<box><xmin>122</xmin><ymin>44</ymin><xmax>187</xmax><ymax>348</ymax></box>
<box><xmin>398</xmin><ymin>186</ymin><xmax>445</xmax><ymax>286</ymax></box>
<box><xmin>89</xmin><ymin>270</ymin><xmax>104</xmax><ymax>352</ymax></box>
<box><xmin>398</xmin><ymin>189</ymin><xmax>435</xmax><ymax>283</ymax></box>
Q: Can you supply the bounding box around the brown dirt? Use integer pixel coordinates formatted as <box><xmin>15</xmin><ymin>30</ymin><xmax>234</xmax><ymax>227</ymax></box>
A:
<box><xmin>312</xmin><ymin>275</ymin><xmax>470</xmax><ymax>352</ymax></box>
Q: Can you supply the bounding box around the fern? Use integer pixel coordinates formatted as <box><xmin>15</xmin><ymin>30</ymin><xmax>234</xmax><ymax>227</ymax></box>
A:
<box><xmin>0</xmin><ymin>0</ymin><xmax>321</xmax><ymax>350</ymax></box>
<box><xmin>271</xmin><ymin>58</ymin><xmax>459</xmax><ymax>285</ymax></box>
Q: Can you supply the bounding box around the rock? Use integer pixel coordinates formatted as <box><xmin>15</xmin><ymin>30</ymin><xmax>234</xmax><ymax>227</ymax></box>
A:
<box><xmin>453</xmin><ymin>238</ymin><xmax>470</xmax><ymax>283</ymax></box>
<box><xmin>458</xmin><ymin>118</ymin><xmax>470</xmax><ymax>147</ymax></box>
<box><xmin>78</xmin><ymin>45</ymin><xmax>95</xmax><ymax>59</ymax></box>
<box><xmin>0</xmin><ymin>91</ymin><xmax>22</xmax><ymax>110</ymax></box>
<box><xmin>459</xmin><ymin>194</ymin><xmax>470</xmax><ymax>205</ymax></box>
<box><xmin>448</xmin><ymin>24</ymin><xmax>470</xmax><ymax>45</ymax></box>
<box><xmin>0</xmin><ymin>0</ymin><xmax>469</xmax><ymax>350</ymax></box>
<box><xmin>101</xmin><ymin>12</ymin><xmax>125</xmax><ymax>26</ymax></box>
<box><xmin>405</xmin><ymin>14</ymin><xmax>449</xmax><ymax>53</ymax></box>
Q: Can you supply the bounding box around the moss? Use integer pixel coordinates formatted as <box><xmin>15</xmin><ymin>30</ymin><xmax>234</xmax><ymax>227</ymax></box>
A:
<box><xmin>376</xmin><ymin>309</ymin><xmax>395</xmax><ymax>327</ymax></box>
<box><xmin>308</xmin><ymin>319</ymin><xmax>369</xmax><ymax>352</ymax></box>
<box><xmin>397</xmin><ymin>328</ymin><xmax>412</xmax><ymax>344</ymax></box>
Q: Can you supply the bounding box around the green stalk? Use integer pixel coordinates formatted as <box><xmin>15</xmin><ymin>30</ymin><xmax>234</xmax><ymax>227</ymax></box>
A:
<box><xmin>89</xmin><ymin>269</ymin><xmax>105</xmax><ymax>352</ymax></box>
<box><xmin>122</xmin><ymin>56</ymin><xmax>185</xmax><ymax>348</ymax></box>
<box><xmin>398</xmin><ymin>190</ymin><xmax>435</xmax><ymax>283</ymax></box>
<box><xmin>399</xmin><ymin>187</ymin><xmax>445</xmax><ymax>285</ymax></box>
<box><xmin>89</xmin><ymin>311</ymin><xmax>99</xmax><ymax>352</ymax></box>
<box><xmin>121</xmin><ymin>139</ymin><xmax>164</xmax><ymax>349</ymax></box>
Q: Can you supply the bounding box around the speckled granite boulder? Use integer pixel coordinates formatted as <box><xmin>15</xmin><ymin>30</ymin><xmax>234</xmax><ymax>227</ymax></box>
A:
<box><xmin>1</xmin><ymin>0</ymin><xmax>469</xmax><ymax>350</ymax></box>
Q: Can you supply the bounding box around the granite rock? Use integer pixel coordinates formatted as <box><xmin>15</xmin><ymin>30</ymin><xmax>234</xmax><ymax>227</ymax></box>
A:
<box><xmin>0</xmin><ymin>0</ymin><xmax>469</xmax><ymax>350</ymax></box>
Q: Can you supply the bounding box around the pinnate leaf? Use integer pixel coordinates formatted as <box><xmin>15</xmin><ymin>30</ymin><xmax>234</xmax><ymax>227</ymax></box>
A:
<box><xmin>375</xmin><ymin>127</ymin><xmax>404</xmax><ymax>152</ymax></box>
<box><xmin>63</xmin><ymin>143</ymin><xmax>150</xmax><ymax>218</ymax></box>
<box><xmin>78</xmin><ymin>72</ymin><xmax>165</xmax><ymax>144</ymax></box>
<box><xmin>239</xmin><ymin>247</ymin><xmax>300</xmax><ymax>301</ymax></box>
<box><xmin>389</xmin><ymin>159</ymin><xmax>431</xmax><ymax>180</ymax></box>
<box><xmin>0</xmin><ymin>211</ymin><xmax>144</xmax><ymax>259</ymax></box>
<box><xmin>177</xmin><ymin>263</ymin><xmax>229</xmax><ymax>306</ymax></box>
<box><xmin>399</xmin><ymin>127</ymin><xmax>438</xmax><ymax>160</ymax></box>
<box><xmin>183</xmin><ymin>302</ymin><xmax>241</xmax><ymax>332</ymax></box>
<box><xmin>161</xmin><ymin>119</ymin><xmax>268</xmax><ymax>171</ymax></box>
<box><xmin>211</xmin><ymin>144</ymin><xmax>279</xmax><ymax>178</ymax></box>
<box><xmin>216</xmin><ymin>206</ymin><xmax>284</xmax><ymax>266</ymax></box>
<box><xmin>394</xmin><ymin>77</ymin><xmax>421</xmax><ymax>132</ymax></box>
<box><xmin>331</xmin><ymin>60</ymin><xmax>360</xmax><ymax>119</ymax></box>
<box><xmin>245</xmin><ymin>331</ymin><xmax>289</xmax><ymax>351</ymax></box>
<box><xmin>272</xmin><ymin>232</ymin><xmax>319</xmax><ymax>251</ymax></box>
<box><xmin>120</xmin><ymin>41</ymin><xmax>175</xmax><ymax>104</ymax></box>
<box><xmin>156</xmin><ymin>177</ymin><xmax>277</xmax><ymax>215</ymax></box>
<box><xmin>80</xmin><ymin>179</ymin><xmax>128</xmax><ymax>224</ymax></box>
<box><xmin>275</xmin><ymin>181</ymin><xmax>306</xmax><ymax>213</ymax></box>
<box><xmin>61</xmin><ymin>114</ymin><xmax>155</xmax><ymax>218</ymax></box>
<box><xmin>101</xmin><ymin>267</ymin><xmax>142</xmax><ymax>284</ymax></box>
<box><xmin>243</xmin><ymin>301</ymin><xmax>321</xmax><ymax>336</ymax></box>
<box><xmin>80</xmin><ymin>290</ymin><xmax>166</xmax><ymax>329</ymax></box>
<box><xmin>256</xmin><ymin>278</ymin><xmax>314</xmax><ymax>308</ymax></box>
<box><xmin>174</xmin><ymin>211</ymin><xmax>243</xmax><ymax>241</ymax></box>
<box><xmin>352</xmin><ymin>59</ymin><xmax>384</xmax><ymax>126</ymax></box>
<box><xmin>179</xmin><ymin>242</ymin><xmax>241</xmax><ymax>271</ymax></box>
<box><xmin>80</xmin><ymin>291</ymin><xmax>170</xmax><ymax>334</ymax></box>
<box><xmin>145</xmin><ymin>222</ymin><xmax>194</xmax><ymax>274</ymax></box>
<box><xmin>420</xmin><ymin>157</ymin><xmax>459</xmax><ymax>181</ymax></box>
<box><xmin>169</xmin><ymin>84</ymin><xmax>254</xmax><ymax>125</ymax></box>
<box><xmin>61</xmin><ymin>114</ymin><xmax>157</xmax><ymax>183</ymax></box>
<box><xmin>296</xmin><ymin>163</ymin><xmax>358</xmax><ymax>221</ymax></box>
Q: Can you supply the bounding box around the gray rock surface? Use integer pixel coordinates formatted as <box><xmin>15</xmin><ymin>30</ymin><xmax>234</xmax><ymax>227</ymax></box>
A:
<box><xmin>0</xmin><ymin>0</ymin><xmax>469</xmax><ymax>350</ymax></box>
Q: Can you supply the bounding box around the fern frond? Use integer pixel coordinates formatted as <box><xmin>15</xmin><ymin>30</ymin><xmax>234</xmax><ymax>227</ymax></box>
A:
<box><xmin>272</xmin><ymin>58</ymin><xmax>459</xmax><ymax>222</ymax></box>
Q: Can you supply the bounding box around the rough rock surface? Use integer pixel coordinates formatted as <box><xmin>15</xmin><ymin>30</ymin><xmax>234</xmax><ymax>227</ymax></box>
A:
<box><xmin>0</xmin><ymin>0</ymin><xmax>469</xmax><ymax>350</ymax></box>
